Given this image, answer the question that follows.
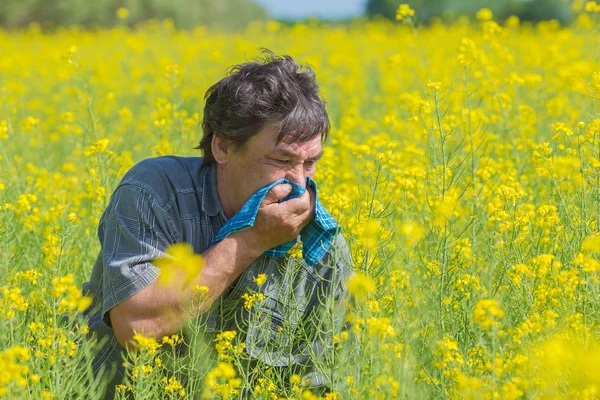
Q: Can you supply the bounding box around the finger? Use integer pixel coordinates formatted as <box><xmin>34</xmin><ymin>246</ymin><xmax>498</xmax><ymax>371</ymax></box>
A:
<box><xmin>263</xmin><ymin>183</ymin><xmax>293</xmax><ymax>205</ymax></box>
<box><xmin>281</xmin><ymin>190</ymin><xmax>311</xmax><ymax>216</ymax></box>
<box><xmin>303</xmin><ymin>188</ymin><xmax>316</xmax><ymax>225</ymax></box>
<box><xmin>295</xmin><ymin>192</ymin><xmax>316</xmax><ymax>229</ymax></box>
<box><xmin>298</xmin><ymin>188</ymin><xmax>314</xmax><ymax>211</ymax></box>
<box><xmin>306</xmin><ymin>186</ymin><xmax>316</xmax><ymax>210</ymax></box>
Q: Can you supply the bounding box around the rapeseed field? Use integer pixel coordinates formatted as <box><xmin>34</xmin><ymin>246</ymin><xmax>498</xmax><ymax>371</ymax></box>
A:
<box><xmin>1</xmin><ymin>5</ymin><xmax>600</xmax><ymax>399</ymax></box>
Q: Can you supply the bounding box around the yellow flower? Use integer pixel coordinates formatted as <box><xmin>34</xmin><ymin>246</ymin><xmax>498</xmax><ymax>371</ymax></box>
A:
<box><xmin>347</xmin><ymin>272</ymin><xmax>376</xmax><ymax>302</ymax></box>
<box><xmin>203</xmin><ymin>362</ymin><xmax>241</xmax><ymax>399</ymax></box>
<box><xmin>76</xmin><ymin>296</ymin><xmax>93</xmax><ymax>312</ymax></box>
<box><xmin>582</xmin><ymin>234</ymin><xmax>600</xmax><ymax>253</ymax></box>
<box><xmin>83</xmin><ymin>139</ymin><xmax>110</xmax><ymax>157</ymax></box>
<box><xmin>241</xmin><ymin>292</ymin><xmax>265</xmax><ymax>310</ymax></box>
<box><xmin>60</xmin><ymin>46</ymin><xmax>77</xmax><ymax>65</ymax></box>
<box><xmin>288</xmin><ymin>241</ymin><xmax>303</xmax><ymax>259</ymax></box>
<box><xmin>266</xmin><ymin>20</ymin><xmax>281</xmax><ymax>32</ymax></box>
<box><xmin>427</xmin><ymin>79</ymin><xmax>442</xmax><ymax>92</ymax></box>
<box><xmin>162</xmin><ymin>376</ymin><xmax>184</xmax><ymax>395</ymax></box>
<box><xmin>116</xmin><ymin>8</ymin><xmax>130</xmax><ymax>20</ymax></box>
<box><xmin>0</xmin><ymin>346</ymin><xmax>31</xmax><ymax>391</ymax></box>
<box><xmin>359</xmin><ymin>220</ymin><xmax>380</xmax><ymax>251</ymax></box>
<box><xmin>192</xmin><ymin>285</ymin><xmax>210</xmax><ymax>300</ymax></box>
<box><xmin>48</xmin><ymin>274</ymin><xmax>92</xmax><ymax>312</ymax></box>
<box><xmin>524</xmin><ymin>332</ymin><xmax>600</xmax><ymax>396</ymax></box>
<box><xmin>253</xmin><ymin>273</ymin><xmax>267</xmax><ymax>286</ymax></box>
<box><xmin>473</xmin><ymin>299</ymin><xmax>504</xmax><ymax>331</ymax></box>
<box><xmin>67</xmin><ymin>212</ymin><xmax>78</xmax><ymax>223</ymax></box>
<box><xmin>396</xmin><ymin>4</ymin><xmax>415</xmax><ymax>20</ymax></box>
<box><xmin>161</xmin><ymin>334</ymin><xmax>183</xmax><ymax>347</ymax></box>
<box><xmin>366</xmin><ymin>317</ymin><xmax>396</xmax><ymax>339</ymax></box>
<box><xmin>476</xmin><ymin>8</ymin><xmax>493</xmax><ymax>21</ymax></box>
<box><xmin>154</xmin><ymin>243</ymin><xmax>204</xmax><ymax>288</ymax></box>
<box><xmin>165</xmin><ymin>64</ymin><xmax>180</xmax><ymax>78</ymax></box>
<box><xmin>398</xmin><ymin>221</ymin><xmax>425</xmax><ymax>245</ymax></box>
<box><xmin>41</xmin><ymin>390</ymin><xmax>54</xmax><ymax>400</ymax></box>
<box><xmin>22</xmin><ymin>116</ymin><xmax>40</xmax><ymax>131</ymax></box>
<box><xmin>585</xmin><ymin>1</ymin><xmax>600</xmax><ymax>12</ymax></box>
<box><xmin>116</xmin><ymin>384</ymin><xmax>131</xmax><ymax>394</ymax></box>
<box><xmin>0</xmin><ymin>120</ymin><xmax>8</xmax><ymax>140</ymax></box>
<box><xmin>132</xmin><ymin>333</ymin><xmax>162</xmax><ymax>355</ymax></box>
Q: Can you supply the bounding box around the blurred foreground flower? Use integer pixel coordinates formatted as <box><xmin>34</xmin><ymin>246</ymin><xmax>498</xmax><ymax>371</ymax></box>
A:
<box><xmin>524</xmin><ymin>332</ymin><xmax>600</xmax><ymax>397</ymax></box>
<box><xmin>203</xmin><ymin>362</ymin><xmax>242</xmax><ymax>399</ymax></box>
<box><xmin>399</xmin><ymin>221</ymin><xmax>425</xmax><ymax>246</ymax></box>
<box><xmin>347</xmin><ymin>272</ymin><xmax>376</xmax><ymax>302</ymax></box>
<box><xmin>154</xmin><ymin>243</ymin><xmax>204</xmax><ymax>289</ymax></box>
<box><xmin>581</xmin><ymin>234</ymin><xmax>600</xmax><ymax>252</ymax></box>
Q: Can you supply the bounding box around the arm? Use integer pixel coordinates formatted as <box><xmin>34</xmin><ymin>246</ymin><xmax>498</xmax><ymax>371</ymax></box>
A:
<box><xmin>109</xmin><ymin>183</ymin><xmax>316</xmax><ymax>349</ymax></box>
<box><xmin>110</xmin><ymin>230</ymin><xmax>262</xmax><ymax>349</ymax></box>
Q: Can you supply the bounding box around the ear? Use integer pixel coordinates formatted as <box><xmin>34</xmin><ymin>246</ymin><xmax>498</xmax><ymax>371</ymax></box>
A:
<box><xmin>211</xmin><ymin>134</ymin><xmax>231</xmax><ymax>164</ymax></box>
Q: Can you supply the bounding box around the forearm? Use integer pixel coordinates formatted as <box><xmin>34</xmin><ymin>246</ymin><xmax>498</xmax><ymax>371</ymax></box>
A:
<box><xmin>110</xmin><ymin>231</ymin><xmax>264</xmax><ymax>347</ymax></box>
<box><xmin>193</xmin><ymin>230</ymin><xmax>264</xmax><ymax>309</ymax></box>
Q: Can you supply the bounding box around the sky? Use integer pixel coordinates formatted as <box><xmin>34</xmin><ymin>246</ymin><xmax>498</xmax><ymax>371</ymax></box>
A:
<box><xmin>254</xmin><ymin>0</ymin><xmax>365</xmax><ymax>19</ymax></box>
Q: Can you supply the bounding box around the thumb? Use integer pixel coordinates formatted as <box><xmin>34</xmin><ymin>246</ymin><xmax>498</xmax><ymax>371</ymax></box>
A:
<box><xmin>263</xmin><ymin>183</ymin><xmax>293</xmax><ymax>205</ymax></box>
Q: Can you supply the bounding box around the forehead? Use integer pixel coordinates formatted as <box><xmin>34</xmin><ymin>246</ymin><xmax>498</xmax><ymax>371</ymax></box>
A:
<box><xmin>275</xmin><ymin>134</ymin><xmax>322</xmax><ymax>155</ymax></box>
<box><xmin>257</xmin><ymin>123</ymin><xmax>322</xmax><ymax>156</ymax></box>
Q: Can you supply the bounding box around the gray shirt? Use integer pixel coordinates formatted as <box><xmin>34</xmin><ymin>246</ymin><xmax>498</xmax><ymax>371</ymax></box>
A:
<box><xmin>81</xmin><ymin>156</ymin><xmax>353</xmax><ymax>397</ymax></box>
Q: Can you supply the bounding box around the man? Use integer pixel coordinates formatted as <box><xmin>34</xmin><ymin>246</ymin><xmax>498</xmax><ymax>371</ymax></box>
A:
<box><xmin>82</xmin><ymin>49</ymin><xmax>353</xmax><ymax>398</ymax></box>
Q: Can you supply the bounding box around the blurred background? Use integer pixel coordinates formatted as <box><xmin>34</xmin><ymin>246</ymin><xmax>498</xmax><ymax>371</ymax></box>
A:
<box><xmin>0</xmin><ymin>0</ymin><xmax>576</xmax><ymax>30</ymax></box>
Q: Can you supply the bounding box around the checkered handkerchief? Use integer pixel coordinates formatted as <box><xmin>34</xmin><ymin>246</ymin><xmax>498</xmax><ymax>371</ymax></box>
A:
<box><xmin>212</xmin><ymin>177</ymin><xmax>339</xmax><ymax>265</ymax></box>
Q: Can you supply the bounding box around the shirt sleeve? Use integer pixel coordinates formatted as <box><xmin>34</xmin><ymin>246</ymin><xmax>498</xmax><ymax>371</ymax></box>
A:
<box><xmin>98</xmin><ymin>183</ymin><xmax>178</xmax><ymax>327</ymax></box>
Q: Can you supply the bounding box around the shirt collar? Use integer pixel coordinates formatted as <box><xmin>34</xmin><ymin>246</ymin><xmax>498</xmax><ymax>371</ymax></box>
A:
<box><xmin>201</xmin><ymin>162</ymin><xmax>226</xmax><ymax>218</ymax></box>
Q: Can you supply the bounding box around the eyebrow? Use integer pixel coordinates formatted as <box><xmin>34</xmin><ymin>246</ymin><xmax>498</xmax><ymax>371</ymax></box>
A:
<box><xmin>274</xmin><ymin>149</ymin><xmax>324</xmax><ymax>162</ymax></box>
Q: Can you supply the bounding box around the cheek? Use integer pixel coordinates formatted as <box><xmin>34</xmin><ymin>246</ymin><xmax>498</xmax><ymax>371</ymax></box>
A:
<box><xmin>268</xmin><ymin>167</ymin><xmax>287</xmax><ymax>182</ymax></box>
<box><xmin>256</xmin><ymin>160</ymin><xmax>287</xmax><ymax>183</ymax></box>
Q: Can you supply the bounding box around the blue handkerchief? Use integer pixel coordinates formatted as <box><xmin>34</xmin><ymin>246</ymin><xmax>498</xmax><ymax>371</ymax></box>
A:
<box><xmin>211</xmin><ymin>177</ymin><xmax>339</xmax><ymax>265</ymax></box>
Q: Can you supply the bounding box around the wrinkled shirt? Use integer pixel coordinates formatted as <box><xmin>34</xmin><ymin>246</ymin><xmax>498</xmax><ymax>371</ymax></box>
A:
<box><xmin>81</xmin><ymin>156</ymin><xmax>353</xmax><ymax>398</ymax></box>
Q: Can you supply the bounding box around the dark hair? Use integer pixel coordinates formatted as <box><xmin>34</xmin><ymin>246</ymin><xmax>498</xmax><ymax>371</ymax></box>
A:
<box><xmin>195</xmin><ymin>48</ymin><xmax>330</xmax><ymax>164</ymax></box>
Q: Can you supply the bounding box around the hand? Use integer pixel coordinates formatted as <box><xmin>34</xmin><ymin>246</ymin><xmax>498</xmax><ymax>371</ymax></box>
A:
<box><xmin>237</xmin><ymin>183</ymin><xmax>315</xmax><ymax>254</ymax></box>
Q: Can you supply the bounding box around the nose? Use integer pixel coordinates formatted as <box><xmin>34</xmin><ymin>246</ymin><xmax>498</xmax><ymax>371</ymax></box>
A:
<box><xmin>285</xmin><ymin>165</ymin><xmax>305</xmax><ymax>188</ymax></box>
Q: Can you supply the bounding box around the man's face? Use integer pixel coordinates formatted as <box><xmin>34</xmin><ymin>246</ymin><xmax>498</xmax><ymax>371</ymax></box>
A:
<box><xmin>217</xmin><ymin>123</ymin><xmax>323</xmax><ymax>216</ymax></box>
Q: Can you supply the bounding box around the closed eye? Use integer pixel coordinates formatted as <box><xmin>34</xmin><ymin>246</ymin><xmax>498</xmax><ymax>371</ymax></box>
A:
<box><xmin>271</xmin><ymin>157</ymin><xmax>318</xmax><ymax>167</ymax></box>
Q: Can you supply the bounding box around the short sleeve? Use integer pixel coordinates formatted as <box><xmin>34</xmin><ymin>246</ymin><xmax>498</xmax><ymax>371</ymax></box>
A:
<box><xmin>98</xmin><ymin>183</ymin><xmax>178</xmax><ymax>327</ymax></box>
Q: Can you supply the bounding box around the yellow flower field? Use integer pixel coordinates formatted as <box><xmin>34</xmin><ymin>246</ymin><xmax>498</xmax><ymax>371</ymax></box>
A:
<box><xmin>1</xmin><ymin>6</ymin><xmax>600</xmax><ymax>399</ymax></box>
